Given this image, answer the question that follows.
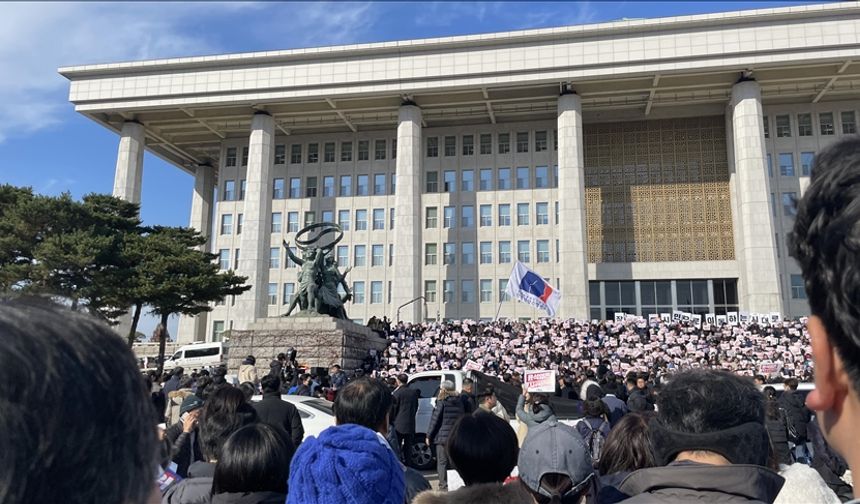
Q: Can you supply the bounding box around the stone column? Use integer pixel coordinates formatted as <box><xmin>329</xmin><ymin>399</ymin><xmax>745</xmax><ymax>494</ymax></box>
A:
<box><xmin>391</xmin><ymin>104</ymin><xmax>423</xmax><ymax>322</ymax></box>
<box><xmin>113</xmin><ymin>121</ymin><xmax>146</xmax><ymax>204</ymax></box>
<box><xmin>177</xmin><ymin>164</ymin><xmax>216</xmax><ymax>343</ymax></box>
<box><xmin>729</xmin><ymin>80</ymin><xmax>782</xmax><ymax>313</ymax></box>
<box><xmin>234</xmin><ymin>113</ymin><xmax>275</xmax><ymax>329</ymax></box>
<box><xmin>557</xmin><ymin>93</ymin><xmax>590</xmax><ymax>319</ymax></box>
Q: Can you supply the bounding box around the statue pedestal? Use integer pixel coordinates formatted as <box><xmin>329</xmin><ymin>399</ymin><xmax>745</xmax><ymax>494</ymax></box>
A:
<box><xmin>226</xmin><ymin>316</ymin><xmax>387</xmax><ymax>376</ymax></box>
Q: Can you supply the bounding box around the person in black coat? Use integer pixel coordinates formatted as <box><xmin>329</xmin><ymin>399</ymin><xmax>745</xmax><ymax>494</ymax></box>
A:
<box><xmin>778</xmin><ymin>378</ymin><xmax>811</xmax><ymax>458</ymax></box>
<box><xmin>763</xmin><ymin>387</ymin><xmax>792</xmax><ymax>466</ymax></box>
<box><xmin>427</xmin><ymin>381</ymin><xmax>466</xmax><ymax>491</ymax></box>
<box><xmin>252</xmin><ymin>374</ymin><xmax>304</xmax><ymax>448</ymax></box>
<box><xmin>391</xmin><ymin>373</ymin><xmax>419</xmax><ymax>464</ymax></box>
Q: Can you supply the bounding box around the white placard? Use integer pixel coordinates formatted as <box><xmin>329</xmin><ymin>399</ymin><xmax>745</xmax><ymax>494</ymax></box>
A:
<box><xmin>524</xmin><ymin>369</ymin><xmax>557</xmax><ymax>393</ymax></box>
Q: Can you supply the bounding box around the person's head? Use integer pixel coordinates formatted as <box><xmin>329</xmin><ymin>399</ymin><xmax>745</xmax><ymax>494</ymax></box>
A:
<box><xmin>762</xmin><ymin>386</ymin><xmax>778</xmax><ymax>402</ymax></box>
<box><xmin>396</xmin><ymin>373</ymin><xmax>408</xmax><ymax>387</ymax></box>
<box><xmin>636</xmin><ymin>376</ymin><xmax>647</xmax><ymax>390</ymax></box>
<box><xmin>597</xmin><ymin>412</ymin><xmax>656</xmax><ymax>476</ymax></box>
<box><xmin>243</xmin><ymin>355</ymin><xmax>256</xmax><ymax>366</ymax></box>
<box><xmin>198</xmin><ymin>386</ymin><xmax>258</xmax><ymax>462</ymax></box>
<box><xmin>462</xmin><ymin>377</ymin><xmax>474</xmax><ymax>393</ymax></box>
<box><xmin>650</xmin><ymin>369</ymin><xmax>767</xmax><ymax>466</ymax></box>
<box><xmin>754</xmin><ymin>374</ymin><xmax>766</xmax><ymax>386</ymax></box>
<box><xmin>0</xmin><ymin>302</ymin><xmax>157</xmax><ymax>504</ymax></box>
<box><xmin>287</xmin><ymin>424</ymin><xmax>405</xmax><ymax>504</ymax></box>
<box><xmin>625</xmin><ymin>376</ymin><xmax>637</xmax><ymax>391</ymax></box>
<box><xmin>212</xmin><ymin>423</ymin><xmax>295</xmax><ymax>496</ymax></box>
<box><xmin>333</xmin><ymin>377</ymin><xmax>391</xmax><ymax>434</ymax></box>
<box><xmin>173</xmin><ymin>366</ymin><xmax>185</xmax><ymax>378</ymax></box>
<box><xmin>438</xmin><ymin>380</ymin><xmax>456</xmax><ymax>401</ymax></box>
<box><xmin>530</xmin><ymin>392</ymin><xmax>550</xmax><ymax>414</ymax></box>
<box><xmin>789</xmin><ymin>137</ymin><xmax>860</xmax><ymax>469</ymax></box>
<box><xmin>447</xmin><ymin>412</ymin><xmax>518</xmax><ymax>485</ymax></box>
<box><xmin>330</xmin><ymin>364</ymin><xmax>341</xmax><ymax>374</ymax></box>
<box><xmin>477</xmin><ymin>387</ymin><xmax>497</xmax><ymax>409</ymax></box>
<box><xmin>583</xmin><ymin>399</ymin><xmax>607</xmax><ymax>419</ymax></box>
<box><xmin>783</xmin><ymin>378</ymin><xmax>799</xmax><ymax>391</ymax></box>
<box><xmin>518</xmin><ymin>420</ymin><xmax>595</xmax><ymax>504</ymax></box>
<box><xmin>298</xmin><ymin>373</ymin><xmax>310</xmax><ymax>385</ymax></box>
<box><xmin>260</xmin><ymin>374</ymin><xmax>280</xmax><ymax>394</ymax></box>
<box><xmin>239</xmin><ymin>382</ymin><xmax>256</xmax><ymax>401</ymax></box>
<box><xmin>277</xmin><ymin>353</ymin><xmax>286</xmax><ymax>362</ymax></box>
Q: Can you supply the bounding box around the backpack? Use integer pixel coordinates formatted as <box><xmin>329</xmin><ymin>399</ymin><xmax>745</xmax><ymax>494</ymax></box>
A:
<box><xmin>586</xmin><ymin>420</ymin><xmax>609</xmax><ymax>466</ymax></box>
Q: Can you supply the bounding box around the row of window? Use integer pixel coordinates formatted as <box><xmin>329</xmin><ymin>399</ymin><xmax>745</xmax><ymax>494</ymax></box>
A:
<box><xmin>220</xmin><ymin>207</ymin><xmax>397</xmax><ymax>237</ymax></box>
<box><xmin>766</xmin><ymin>152</ymin><xmax>815</xmax><ymax>178</ymax></box>
<box><xmin>425</xmin><ymin>131</ymin><xmax>557</xmax><ymax>158</ymax></box>
<box><xmin>225</xmin><ymin>139</ymin><xmax>397</xmax><ymax>168</ymax></box>
<box><xmin>222</xmin><ymin>173</ymin><xmax>397</xmax><ymax>202</ymax></box>
<box><xmin>424</xmin><ymin>240</ymin><xmax>556</xmax><ymax>265</ymax></box>
<box><xmin>587</xmin><ymin>279</ymin><xmax>740</xmax><ymax>320</ymax></box>
<box><xmin>424</xmin><ymin>202</ymin><xmax>557</xmax><ymax>229</ymax></box>
<box><xmin>425</xmin><ymin>165</ymin><xmax>557</xmax><ymax>193</ymax></box>
<box><xmin>763</xmin><ymin>111</ymin><xmax>857</xmax><ymax>139</ymax></box>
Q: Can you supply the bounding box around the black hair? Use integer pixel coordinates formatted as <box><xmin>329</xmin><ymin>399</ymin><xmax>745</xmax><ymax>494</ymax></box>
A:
<box><xmin>657</xmin><ymin>369</ymin><xmax>763</xmax><ymax>434</ymax></box>
<box><xmin>530</xmin><ymin>393</ymin><xmax>550</xmax><ymax>415</ymax></box>
<box><xmin>583</xmin><ymin>399</ymin><xmax>607</xmax><ymax>418</ymax></box>
<box><xmin>598</xmin><ymin>411</ymin><xmax>656</xmax><ymax>475</ymax></box>
<box><xmin>277</xmin><ymin>353</ymin><xmax>286</xmax><ymax>361</ymax></box>
<box><xmin>462</xmin><ymin>377</ymin><xmax>474</xmax><ymax>387</ymax></box>
<box><xmin>789</xmin><ymin>137</ymin><xmax>860</xmax><ymax>393</ymax></box>
<box><xmin>198</xmin><ymin>386</ymin><xmax>258</xmax><ymax>461</ymax></box>
<box><xmin>783</xmin><ymin>378</ymin><xmax>799</xmax><ymax>391</ymax></box>
<box><xmin>0</xmin><ymin>302</ymin><xmax>157</xmax><ymax>504</ymax></box>
<box><xmin>211</xmin><ymin>423</ymin><xmax>294</xmax><ymax>495</ymax></box>
<box><xmin>754</xmin><ymin>374</ymin><xmax>766</xmax><ymax>383</ymax></box>
<box><xmin>397</xmin><ymin>373</ymin><xmax>409</xmax><ymax>385</ymax></box>
<box><xmin>239</xmin><ymin>382</ymin><xmax>256</xmax><ymax>401</ymax></box>
<box><xmin>260</xmin><ymin>374</ymin><xmax>280</xmax><ymax>393</ymax></box>
<box><xmin>333</xmin><ymin>377</ymin><xmax>391</xmax><ymax>431</ymax></box>
<box><xmin>446</xmin><ymin>412</ymin><xmax>518</xmax><ymax>485</ymax></box>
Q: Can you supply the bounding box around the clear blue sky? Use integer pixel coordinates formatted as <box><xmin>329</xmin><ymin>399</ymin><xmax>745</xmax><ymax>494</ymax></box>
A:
<box><xmin>0</xmin><ymin>1</ymin><xmax>820</xmax><ymax>336</ymax></box>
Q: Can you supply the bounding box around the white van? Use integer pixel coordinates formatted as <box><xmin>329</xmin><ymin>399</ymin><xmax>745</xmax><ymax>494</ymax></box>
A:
<box><xmin>163</xmin><ymin>342</ymin><xmax>227</xmax><ymax>371</ymax></box>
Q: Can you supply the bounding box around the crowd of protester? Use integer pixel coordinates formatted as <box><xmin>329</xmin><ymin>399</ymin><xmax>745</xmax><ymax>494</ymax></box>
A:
<box><xmin>378</xmin><ymin>316</ymin><xmax>814</xmax><ymax>386</ymax></box>
<box><xmin>3</xmin><ymin>137</ymin><xmax>860</xmax><ymax>504</ymax></box>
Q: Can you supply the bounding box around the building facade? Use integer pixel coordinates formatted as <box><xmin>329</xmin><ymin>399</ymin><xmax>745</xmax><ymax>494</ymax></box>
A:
<box><xmin>60</xmin><ymin>3</ymin><xmax>860</xmax><ymax>342</ymax></box>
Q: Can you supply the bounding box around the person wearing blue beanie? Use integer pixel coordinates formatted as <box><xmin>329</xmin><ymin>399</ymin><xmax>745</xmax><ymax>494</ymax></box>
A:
<box><xmin>287</xmin><ymin>423</ymin><xmax>406</xmax><ymax>504</ymax></box>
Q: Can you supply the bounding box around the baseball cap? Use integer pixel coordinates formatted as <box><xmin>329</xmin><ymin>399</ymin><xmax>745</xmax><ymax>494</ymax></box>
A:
<box><xmin>179</xmin><ymin>395</ymin><xmax>203</xmax><ymax>415</ymax></box>
<box><xmin>518</xmin><ymin>420</ymin><xmax>594</xmax><ymax>499</ymax></box>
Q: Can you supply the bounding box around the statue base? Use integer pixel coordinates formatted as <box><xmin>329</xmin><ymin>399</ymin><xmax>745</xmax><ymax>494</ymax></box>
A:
<box><xmin>226</xmin><ymin>316</ymin><xmax>387</xmax><ymax>376</ymax></box>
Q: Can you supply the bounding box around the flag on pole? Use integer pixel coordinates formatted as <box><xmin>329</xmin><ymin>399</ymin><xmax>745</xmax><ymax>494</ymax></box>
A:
<box><xmin>505</xmin><ymin>261</ymin><xmax>561</xmax><ymax>317</ymax></box>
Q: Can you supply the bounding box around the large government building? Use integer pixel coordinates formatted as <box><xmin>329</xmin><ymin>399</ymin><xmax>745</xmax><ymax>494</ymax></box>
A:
<box><xmin>60</xmin><ymin>3</ymin><xmax>860</xmax><ymax>343</ymax></box>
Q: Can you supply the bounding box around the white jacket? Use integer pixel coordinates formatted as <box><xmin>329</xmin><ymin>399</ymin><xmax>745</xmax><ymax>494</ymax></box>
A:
<box><xmin>775</xmin><ymin>463</ymin><xmax>841</xmax><ymax>504</ymax></box>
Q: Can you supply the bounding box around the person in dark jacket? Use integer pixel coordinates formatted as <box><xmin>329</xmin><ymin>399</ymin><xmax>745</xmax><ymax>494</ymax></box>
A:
<box><xmin>427</xmin><ymin>380</ymin><xmax>467</xmax><ymax>491</ymax></box>
<box><xmin>162</xmin><ymin>367</ymin><xmax>185</xmax><ymax>396</ymax></box>
<box><xmin>251</xmin><ymin>374</ymin><xmax>304</xmax><ymax>448</ymax></box>
<box><xmin>329</xmin><ymin>364</ymin><xmax>348</xmax><ymax>391</ymax></box>
<box><xmin>210</xmin><ymin>423</ymin><xmax>294</xmax><ymax>504</ymax></box>
<box><xmin>575</xmin><ymin>399</ymin><xmax>611</xmax><ymax>468</ymax></box>
<box><xmin>163</xmin><ymin>387</ymin><xmax>258</xmax><ymax>504</ymax></box>
<box><xmin>163</xmin><ymin>395</ymin><xmax>205</xmax><ymax>477</ymax></box>
<box><xmin>269</xmin><ymin>353</ymin><xmax>285</xmax><ymax>379</ymax></box>
<box><xmin>459</xmin><ymin>378</ymin><xmax>477</xmax><ymax>414</ymax></box>
<box><xmin>778</xmin><ymin>378</ymin><xmax>812</xmax><ymax>460</ymax></box>
<box><xmin>516</xmin><ymin>388</ymin><xmax>557</xmax><ymax>430</ymax></box>
<box><xmin>293</xmin><ymin>374</ymin><xmax>312</xmax><ymax>397</ymax></box>
<box><xmin>763</xmin><ymin>386</ymin><xmax>793</xmax><ymax>466</ymax></box>
<box><xmin>392</xmin><ymin>373</ymin><xmax>419</xmax><ymax>465</ymax></box>
<box><xmin>619</xmin><ymin>370</ymin><xmax>784</xmax><ymax>503</ymax></box>
<box><xmin>587</xmin><ymin>382</ymin><xmax>627</xmax><ymax>427</ymax></box>
<box><xmin>332</xmin><ymin>377</ymin><xmax>431</xmax><ymax>503</ymax></box>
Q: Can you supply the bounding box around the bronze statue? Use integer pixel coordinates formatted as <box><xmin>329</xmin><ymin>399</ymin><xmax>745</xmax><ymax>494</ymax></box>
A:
<box><xmin>283</xmin><ymin>222</ymin><xmax>351</xmax><ymax>319</ymax></box>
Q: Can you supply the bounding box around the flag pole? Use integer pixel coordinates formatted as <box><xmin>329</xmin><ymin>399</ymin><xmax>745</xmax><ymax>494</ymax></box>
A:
<box><xmin>496</xmin><ymin>262</ymin><xmax>517</xmax><ymax>321</ymax></box>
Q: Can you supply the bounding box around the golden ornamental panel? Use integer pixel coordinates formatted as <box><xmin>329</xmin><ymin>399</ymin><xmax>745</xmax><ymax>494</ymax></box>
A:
<box><xmin>584</xmin><ymin>116</ymin><xmax>734</xmax><ymax>263</ymax></box>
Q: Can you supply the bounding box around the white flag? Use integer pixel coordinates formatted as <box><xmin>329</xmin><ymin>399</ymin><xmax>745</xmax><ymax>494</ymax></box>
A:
<box><xmin>505</xmin><ymin>262</ymin><xmax>561</xmax><ymax>317</ymax></box>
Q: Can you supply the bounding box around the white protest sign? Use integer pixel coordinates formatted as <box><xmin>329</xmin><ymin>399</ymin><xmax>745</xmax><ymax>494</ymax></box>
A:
<box><xmin>672</xmin><ymin>311</ymin><xmax>684</xmax><ymax>322</ymax></box>
<box><xmin>524</xmin><ymin>370</ymin><xmax>557</xmax><ymax>393</ymax></box>
<box><xmin>770</xmin><ymin>312</ymin><xmax>782</xmax><ymax>324</ymax></box>
<box><xmin>660</xmin><ymin>313</ymin><xmax>671</xmax><ymax>323</ymax></box>
<box><xmin>727</xmin><ymin>312</ymin><xmax>739</xmax><ymax>325</ymax></box>
<box><xmin>692</xmin><ymin>314</ymin><xmax>702</xmax><ymax>328</ymax></box>
<box><xmin>760</xmin><ymin>362</ymin><xmax>780</xmax><ymax>375</ymax></box>
<box><xmin>716</xmin><ymin>315</ymin><xmax>728</xmax><ymax>326</ymax></box>
<box><xmin>705</xmin><ymin>313</ymin><xmax>716</xmax><ymax>325</ymax></box>
<box><xmin>614</xmin><ymin>312</ymin><xmax>625</xmax><ymax>323</ymax></box>
<box><xmin>463</xmin><ymin>359</ymin><xmax>482</xmax><ymax>372</ymax></box>
<box><xmin>681</xmin><ymin>312</ymin><xmax>692</xmax><ymax>322</ymax></box>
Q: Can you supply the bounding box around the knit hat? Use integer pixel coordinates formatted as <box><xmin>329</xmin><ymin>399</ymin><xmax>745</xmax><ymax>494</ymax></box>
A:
<box><xmin>287</xmin><ymin>424</ymin><xmax>405</xmax><ymax>504</ymax></box>
<box><xmin>518</xmin><ymin>420</ymin><xmax>594</xmax><ymax>499</ymax></box>
<box><xmin>179</xmin><ymin>395</ymin><xmax>203</xmax><ymax>415</ymax></box>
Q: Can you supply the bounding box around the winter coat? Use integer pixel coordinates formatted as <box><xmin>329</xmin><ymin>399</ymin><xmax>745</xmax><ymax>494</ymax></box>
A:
<box><xmin>404</xmin><ymin>467</ymin><xmax>432</xmax><ymax>504</ymax></box>
<box><xmin>427</xmin><ymin>395</ymin><xmax>466</xmax><ymax>446</ymax></box>
<box><xmin>764</xmin><ymin>406</ymin><xmax>793</xmax><ymax>466</ymax></box>
<box><xmin>602</xmin><ymin>394</ymin><xmax>628</xmax><ymax>427</ymax></box>
<box><xmin>459</xmin><ymin>392</ymin><xmax>477</xmax><ymax>415</ymax></box>
<box><xmin>251</xmin><ymin>391</ymin><xmax>304</xmax><ymax>448</ymax></box>
<box><xmin>412</xmin><ymin>482</ymin><xmax>533</xmax><ymax>504</ymax></box>
<box><xmin>165</xmin><ymin>388</ymin><xmax>196</xmax><ymax>426</ymax></box>
<box><xmin>515</xmin><ymin>394</ymin><xmax>557</xmax><ymax>428</ymax></box>
<box><xmin>619</xmin><ymin>461</ymin><xmax>784</xmax><ymax>504</ymax></box>
<box><xmin>392</xmin><ymin>385</ymin><xmax>419</xmax><ymax>434</ymax></box>
<box><xmin>161</xmin><ymin>462</ymin><xmax>215</xmax><ymax>504</ymax></box>
<box><xmin>778</xmin><ymin>390</ymin><xmax>811</xmax><ymax>440</ymax></box>
<box><xmin>576</xmin><ymin>416</ymin><xmax>611</xmax><ymax>458</ymax></box>
<box><xmin>164</xmin><ymin>421</ymin><xmax>204</xmax><ymax>478</ymax></box>
<box><xmin>330</xmin><ymin>370</ymin><xmax>348</xmax><ymax>390</ymax></box>
<box><xmin>237</xmin><ymin>364</ymin><xmax>258</xmax><ymax>386</ymax></box>
<box><xmin>268</xmin><ymin>360</ymin><xmax>283</xmax><ymax>378</ymax></box>
<box><xmin>774</xmin><ymin>463</ymin><xmax>841</xmax><ymax>504</ymax></box>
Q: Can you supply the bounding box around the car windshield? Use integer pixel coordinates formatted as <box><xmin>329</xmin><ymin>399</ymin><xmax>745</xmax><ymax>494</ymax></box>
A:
<box><xmin>303</xmin><ymin>398</ymin><xmax>334</xmax><ymax>415</ymax></box>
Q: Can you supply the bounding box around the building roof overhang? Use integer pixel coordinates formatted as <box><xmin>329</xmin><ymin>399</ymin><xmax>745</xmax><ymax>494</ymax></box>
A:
<box><xmin>59</xmin><ymin>2</ymin><xmax>860</xmax><ymax>174</ymax></box>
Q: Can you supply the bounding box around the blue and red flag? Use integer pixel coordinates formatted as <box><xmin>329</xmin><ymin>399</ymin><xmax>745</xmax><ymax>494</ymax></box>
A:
<box><xmin>504</xmin><ymin>261</ymin><xmax>561</xmax><ymax>317</ymax></box>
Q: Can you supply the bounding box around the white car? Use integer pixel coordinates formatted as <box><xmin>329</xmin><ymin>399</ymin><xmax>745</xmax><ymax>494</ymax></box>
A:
<box><xmin>251</xmin><ymin>394</ymin><xmax>336</xmax><ymax>441</ymax></box>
